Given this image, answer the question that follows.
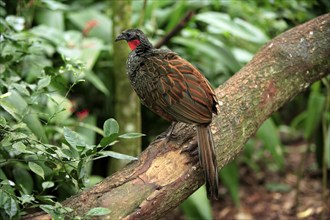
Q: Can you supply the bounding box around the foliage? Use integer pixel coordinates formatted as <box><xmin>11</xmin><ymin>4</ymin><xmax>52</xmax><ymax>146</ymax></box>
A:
<box><xmin>0</xmin><ymin>0</ymin><xmax>329</xmax><ymax>219</ymax></box>
<box><xmin>0</xmin><ymin>5</ymin><xmax>141</xmax><ymax>218</ymax></box>
<box><xmin>181</xmin><ymin>186</ymin><xmax>212</xmax><ymax>220</ymax></box>
<box><xmin>137</xmin><ymin>0</ymin><xmax>329</xmax><ymax>217</ymax></box>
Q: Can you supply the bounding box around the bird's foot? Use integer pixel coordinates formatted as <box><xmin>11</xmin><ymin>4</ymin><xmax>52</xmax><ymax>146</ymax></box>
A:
<box><xmin>181</xmin><ymin>141</ymin><xmax>199</xmax><ymax>164</ymax></box>
<box><xmin>155</xmin><ymin>122</ymin><xmax>178</xmax><ymax>147</ymax></box>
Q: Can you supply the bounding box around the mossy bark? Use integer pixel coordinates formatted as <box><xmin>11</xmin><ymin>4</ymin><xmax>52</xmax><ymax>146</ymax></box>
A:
<box><xmin>24</xmin><ymin>13</ymin><xmax>330</xmax><ymax>220</ymax></box>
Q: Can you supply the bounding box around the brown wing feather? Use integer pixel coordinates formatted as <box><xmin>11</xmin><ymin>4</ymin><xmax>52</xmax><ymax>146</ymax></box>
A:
<box><xmin>140</xmin><ymin>53</ymin><xmax>217</xmax><ymax>124</ymax></box>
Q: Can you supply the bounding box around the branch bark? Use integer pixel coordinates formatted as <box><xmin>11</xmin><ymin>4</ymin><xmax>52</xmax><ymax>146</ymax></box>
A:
<box><xmin>25</xmin><ymin>13</ymin><xmax>330</xmax><ymax>220</ymax></box>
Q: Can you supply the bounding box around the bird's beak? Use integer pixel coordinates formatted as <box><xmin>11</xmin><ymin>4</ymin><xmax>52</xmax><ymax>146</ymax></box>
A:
<box><xmin>115</xmin><ymin>33</ymin><xmax>126</xmax><ymax>42</ymax></box>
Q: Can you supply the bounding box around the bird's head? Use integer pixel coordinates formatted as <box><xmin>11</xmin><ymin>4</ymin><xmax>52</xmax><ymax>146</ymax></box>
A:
<box><xmin>115</xmin><ymin>29</ymin><xmax>153</xmax><ymax>51</ymax></box>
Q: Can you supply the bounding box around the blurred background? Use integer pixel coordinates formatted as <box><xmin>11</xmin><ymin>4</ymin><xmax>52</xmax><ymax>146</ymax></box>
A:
<box><xmin>0</xmin><ymin>0</ymin><xmax>329</xmax><ymax>219</ymax></box>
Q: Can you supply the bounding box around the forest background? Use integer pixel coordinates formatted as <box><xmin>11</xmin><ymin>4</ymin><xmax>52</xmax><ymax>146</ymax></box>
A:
<box><xmin>0</xmin><ymin>0</ymin><xmax>329</xmax><ymax>219</ymax></box>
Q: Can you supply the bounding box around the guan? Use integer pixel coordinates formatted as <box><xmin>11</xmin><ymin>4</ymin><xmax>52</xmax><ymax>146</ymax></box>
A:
<box><xmin>116</xmin><ymin>29</ymin><xmax>219</xmax><ymax>199</ymax></box>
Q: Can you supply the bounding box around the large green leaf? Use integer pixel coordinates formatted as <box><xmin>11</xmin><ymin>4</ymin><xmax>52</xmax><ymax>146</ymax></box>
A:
<box><xmin>85</xmin><ymin>71</ymin><xmax>109</xmax><ymax>95</ymax></box>
<box><xmin>256</xmin><ymin>118</ymin><xmax>284</xmax><ymax>169</ymax></box>
<box><xmin>67</xmin><ymin>8</ymin><xmax>112</xmax><ymax>42</ymax></box>
<box><xmin>13</xmin><ymin>167</ymin><xmax>34</xmax><ymax>194</ymax></box>
<box><xmin>45</xmin><ymin>93</ymin><xmax>72</xmax><ymax>124</ymax></box>
<box><xmin>181</xmin><ymin>186</ymin><xmax>213</xmax><ymax>220</ymax></box>
<box><xmin>95</xmin><ymin>151</ymin><xmax>137</xmax><ymax>161</ymax></box>
<box><xmin>40</xmin><ymin>0</ymin><xmax>69</xmax><ymax>10</ymax></box>
<box><xmin>219</xmin><ymin>161</ymin><xmax>240</xmax><ymax>206</ymax></box>
<box><xmin>31</xmin><ymin>25</ymin><xmax>65</xmax><ymax>46</ymax></box>
<box><xmin>103</xmin><ymin>118</ymin><xmax>119</xmax><ymax>137</ymax></box>
<box><xmin>99</xmin><ymin>134</ymin><xmax>119</xmax><ymax>147</ymax></box>
<box><xmin>28</xmin><ymin>162</ymin><xmax>45</xmax><ymax>180</ymax></box>
<box><xmin>118</xmin><ymin>133</ymin><xmax>145</xmax><ymax>139</ymax></box>
<box><xmin>86</xmin><ymin>207</ymin><xmax>111</xmax><ymax>216</ymax></box>
<box><xmin>35</xmin><ymin>9</ymin><xmax>65</xmax><ymax>31</ymax></box>
<box><xmin>0</xmin><ymin>189</ymin><xmax>19</xmax><ymax>218</ymax></box>
<box><xmin>326</xmin><ymin>125</ymin><xmax>330</xmax><ymax>169</ymax></box>
<box><xmin>80</xmin><ymin>38</ymin><xmax>103</xmax><ymax>70</ymax></box>
<box><xmin>172</xmin><ymin>36</ymin><xmax>241</xmax><ymax>73</ymax></box>
<box><xmin>37</xmin><ymin>75</ymin><xmax>51</xmax><ymax>90</ymax></box>
<box><xmin>63</xmin><ymin>127</ymin><xmax>87</xmax><ymax>147</ymax></box>
<box><xmin>304</xmin><ymin>92</ymin><xmax>325</xmax><ymax>139</ymax></box>
<box><xmin>0</xmin><ymin>90</ymin><xmax>48</xmax><ymax>143</ymax></box>
<box><xmin>196</xmin><ymin>12</ymin><xmax>268</xmax><ymax>43</ymax></box>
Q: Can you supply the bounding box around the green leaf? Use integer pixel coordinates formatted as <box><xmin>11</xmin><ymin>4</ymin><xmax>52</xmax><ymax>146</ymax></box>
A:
<box><xmin>37</xmin><ymin>76</ymin><xmax>51</xmax><ymax>90</ymax></box>
<box><xmin>13</xmin><ymin>167</ymin><xmax>33</xmax><ymax>194</ymax></box>
<box><xmin>63</xmin><ymin>127</ymin><xmax>86</xmax><ymax>147</ymax></box>
<box><xmin>31</xmin><ymin>25</ymin><xmax>65</xmax><ymax>46</ymax></box>
<box><xmin>35</xmin><ymin>9</ymin><xmax>64</xmax><ymax>31</ymax></box>
<box><xmin>85</xmin><ymin>70</ymin><xmax>109</xmax><ymax>95</ymax></box>
<box><xmin>40</xmin><ymin>203</ymin><xmax>72</xmax><ymax>218</ymax></box>
<box><xmin>0</xmin><ymin>168</ymin><xmax>8</xmax><ymax>180</ymax></box>
<box><xmin>5</xmin><ymin>199</ymin><xmax>19</xmax><ymax>218</ymax></box>
<box><xmin>0</xmin><ymin>116</ymin><xmax>6</xmax><ymax>126</ymax></box>
<box><xmin>219</xmin><ymin>161</ymin><xmax>240</xmax><ymax>206</ymax></box>
<box><xmin>28</xmin><ymin>162</ymin><xmax>45</xmax><ymax>179</ymax></box>
<box><xmin>12</xmin><ymin>83</ymin><xmax>30</xmax><ymax>96</ymax></box>
<box><xmin>86</xmin><ymin>207</ymin><xmax>111</xmax><ymax>216</ymax></box>
<box><xmin>80</xmin><ymin>39</ymin><xmax>103</xmax><ymax>70</ymax></box>
<box><xmin>256</xmin><ymin>118</ymin><xmax>284</xmax><ymax>169</ymax></box>
<box><xmin>304</xmin><ymin>92</ymin><xmax>325</xmax><ymax>139</ymax></box>
<box><xmin>1</xmin><ymin>90</ymin><xmax>48</xmax><ymax>143</ymax></box>
<box><xmin>5</xmin><ymin>15</ymin><xmax>25</xmax><ymax>31</ymax></box>
<box><xmin>44</xmin><ymin>161</ymin><xmax>58</xmax><ymax>169</ymax></box>
<box><xmin>42</xmin><ymin>181</ymin><xmax>55</xmax><ymax>190</ymax></box>
<box><xmin>99</xmin><ymin>134</ymin><xmax>119</xmax><ymax>147</ymax></box>
<box><xmin>196</xmin><ymin>12</ymin><xmax>268</xmax><ymax>43</ymax></box>
<box><xmin>103</xmin><ymin>118</ymin><xmax>119</xmax><ymax>137</ymax></box>
<box><xmin>35</xmin><ymin>195</ymin><xmax>56</xmax><ymax>204</ymax></box>
<box><xmin>39</xmin><ymin>204</ymin><xmax>55</xmax><ymax>214</ymax></box>
<box><xmin>181</xmin><ymin>186</ymin><xmax>212</xmax><ymax>220</ymax></box>
<box><xmin>118</xmin><ymin>133</ymin><xmax>145</xmax><ymax>139</ymax></box>
<box><xmin>172</xmin><ymin>36</ymin><xmax>240</xmax><ymax>73</ymax></box>
<box><xmin>40</xmin><ymin>0</ymin><xmax>69</xmax><ymax>10</ymax></box>
<box><xmin>96</xmin><ymin>151</ymin><xmax>137</xmax><ymax>161</ymax></box>
<box><xmin>326</xmin><ymin>125</ymin><xmax>330</xmax><ymax>169</ymax></box>
<box><xmin>0</xmin><ymin>97</ymin><xmax>20</xmax><ymax>121</ymax></box>
<box><xmin>266</xmin><ymin>182</ymin><xmax>291</xmax><ymax>192</ymax></box>
<box><xmin>19</xmin><ymin>194</ymin><xmax>35</xmax><ymax>205</ymax></box>
<box><xmin>12</xmin><ymin>142</ymin><xmax>27</xmax><ymax>155</ymax></box>
<box><xmin>67</xmin><ymin>9</ymin><xmax>112</xmax><ymax>42</ymax></box>
<box><xmin>0</xmin><ymin>190</ymin><xmax>19</xmax><ymax>218</ymax></box>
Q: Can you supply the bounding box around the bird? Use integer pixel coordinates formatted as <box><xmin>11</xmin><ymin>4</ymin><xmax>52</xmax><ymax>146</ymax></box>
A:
<box><xmin>115</xmin><ymin>29</ymin><xmax>219</xmax><ymax>200</ymax></box>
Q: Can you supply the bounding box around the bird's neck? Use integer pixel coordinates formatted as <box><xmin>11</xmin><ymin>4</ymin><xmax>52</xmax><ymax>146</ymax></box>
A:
<box><xmin>128</xmin><ymin>38</ymin><xmax>153</xmax><ymax>55</ymax></box>
<box><xmin>127</xmin><ymin>39</ymin><xmax>141</xmax><ymax>50</ymax></box>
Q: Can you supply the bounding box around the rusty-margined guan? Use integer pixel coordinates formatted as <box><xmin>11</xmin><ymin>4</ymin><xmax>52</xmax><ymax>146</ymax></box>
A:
<box><xmin>116</xmin><ymin>29</ymin><xmax>219</xmax><ymax>199</ymax></box>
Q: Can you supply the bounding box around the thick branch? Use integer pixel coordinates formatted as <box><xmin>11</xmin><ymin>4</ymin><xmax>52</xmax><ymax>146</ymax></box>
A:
<box><xmin>25</xmin><ymin>14</ymin><xmax>330</xmax><ymax>220</ymax></box>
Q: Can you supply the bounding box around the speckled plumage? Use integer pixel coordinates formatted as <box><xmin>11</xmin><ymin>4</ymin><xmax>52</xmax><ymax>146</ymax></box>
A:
<box><xmin>116</xmin><ymin>29</ymin><xmax>219</xmax><ymax>199</ymax></box>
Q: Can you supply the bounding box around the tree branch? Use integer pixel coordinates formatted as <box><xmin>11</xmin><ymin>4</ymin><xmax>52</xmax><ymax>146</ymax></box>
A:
<box><xmin>24</xmin><ymin>13</ymin><xmax>330</xmax><ymax>220</ymax></box>
<box><xmin>154</xmin><ymin>11</ymin><xmax>194</xmax><ymax>49</ymax></box>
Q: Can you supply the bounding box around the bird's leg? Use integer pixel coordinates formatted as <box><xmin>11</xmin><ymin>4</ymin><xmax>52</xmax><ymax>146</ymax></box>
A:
<box><xmin>165</xmin><ymin>121</ymin><xmax>178</xmax><ymax>141</ymax></box>
<box><xmin>181</xmin><ymin>141</ymin><xmax>199</xmax><ymax>164</ymax></box>
<box><xmin>155</xmin><ymin>122</ymin><xmax>178</xmax><ymax>147</ymax></box>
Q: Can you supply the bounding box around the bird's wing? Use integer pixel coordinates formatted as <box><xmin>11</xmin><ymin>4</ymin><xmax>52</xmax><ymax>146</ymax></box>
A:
<box><xmin>139</xmin><ymin>52</ymin><xmax>217</xmax><ymax>124</ymax></box>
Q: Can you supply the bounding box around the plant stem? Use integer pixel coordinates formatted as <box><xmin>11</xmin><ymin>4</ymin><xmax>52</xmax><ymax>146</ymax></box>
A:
<box><xmin>294</xmin><ymin>141</ymin><xmax>311</xmax><ymax>214</ymax></box>
<box><xmin>321</xmin><ymin>78</ymin><xmax>330</xmax><ymax>220</ymax></box>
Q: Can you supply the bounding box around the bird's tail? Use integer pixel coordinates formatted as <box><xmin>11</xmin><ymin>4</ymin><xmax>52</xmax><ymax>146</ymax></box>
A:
<box><xmin>197</xmin><ymin>125</ymin><xmax>219</xmax><ymax>200</ymax></box>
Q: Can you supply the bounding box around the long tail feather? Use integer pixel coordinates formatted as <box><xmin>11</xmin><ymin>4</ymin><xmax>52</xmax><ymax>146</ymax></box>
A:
<box><xmin>197</xmin><ymin>125</ymin><xmax>219</xmax><ymax>200</ymax></box>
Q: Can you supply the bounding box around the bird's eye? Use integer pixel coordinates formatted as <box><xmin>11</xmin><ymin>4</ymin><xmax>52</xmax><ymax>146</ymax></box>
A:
<box><xmin>126</xmin><ymin>32</ymin><xmax>137</xmax><ymax>41</ymax></box>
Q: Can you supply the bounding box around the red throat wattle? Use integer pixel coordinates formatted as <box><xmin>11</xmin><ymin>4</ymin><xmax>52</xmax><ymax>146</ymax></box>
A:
<box><xmin>127</xmin><ymin>39</ymin><xmax>141</xmax><ymax>50</ymax></box>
